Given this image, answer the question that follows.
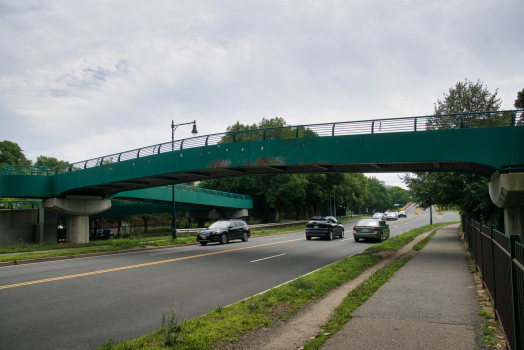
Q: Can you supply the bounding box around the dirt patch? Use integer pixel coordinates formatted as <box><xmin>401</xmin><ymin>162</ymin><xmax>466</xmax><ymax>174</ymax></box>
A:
<box><xmin>220</xmin><ymin>229</ymin><xmax>438</xmax><ymax>350</ymax></box>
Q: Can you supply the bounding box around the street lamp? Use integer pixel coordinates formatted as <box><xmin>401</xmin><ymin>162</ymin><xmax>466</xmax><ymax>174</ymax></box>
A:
<box><xmin>171</xmin><ymin>120</ymin><xmax>198</xmax><ymax>240</ymax></box>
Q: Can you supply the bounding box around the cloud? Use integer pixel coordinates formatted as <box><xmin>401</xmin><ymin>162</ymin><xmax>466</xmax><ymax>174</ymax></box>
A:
<box><xmin>0</xmin><ymin>0</ymin><xmax>522</xmax><ymax>164</ymax></box>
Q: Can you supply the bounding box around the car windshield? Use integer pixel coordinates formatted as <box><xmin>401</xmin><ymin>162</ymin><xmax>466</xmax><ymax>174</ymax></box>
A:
<box><xmin>387</xmin><ymin>213</ymin><xmax>396</xmax><ymax>216</ymax></box>
<box><xmin>309</xmin><ymin>217</ymin><xmax>328</xmax><ymax>222</ymax></box>
<box><xmin>208</xmin><ymin>221</ymin><xmax>229</xmax><ymax>229</ymax></box>
<box><xmin>357</xmin><ymin>219</ymin><xmax>379</xmax><ymax>226</ymax></box>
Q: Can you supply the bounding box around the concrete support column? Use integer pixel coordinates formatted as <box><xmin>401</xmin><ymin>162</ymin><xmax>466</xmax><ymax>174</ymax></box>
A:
<box><xmin>67</xmin><ymin>215</ymin><xmax>90</xmax><ymax>244</ymax></box>
<box><xmin>38</xmin><ymin>202</ymin><xmax>58</xmax><ymax>244</ymax></box>
<box><xmin>42</xmin><ymin>196</ymin><xmax>111</xmax><ymax>244</ymax></box>
<box><xmin>489</xmin><ymin>172</ymin><xmax>524</xmax><ymax>241</ymax></box>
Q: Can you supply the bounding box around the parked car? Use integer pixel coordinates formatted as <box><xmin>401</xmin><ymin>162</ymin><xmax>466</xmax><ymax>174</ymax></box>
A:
<box><xmin>386</xmin><ymin>212</ymin><xmax>398</xmax><ymax>220</ymax></box>
<box><xmin>305</xmin><ymin>216</ymin><xmax>344</xmax><ymax>240</ymax></box>
<box><xmin>372</xmin><ymin>213</ymin><xmax>385</xmax><ymax>219</ymax></box>
<box><xmin>353</xmin><ymin>219</ymin><xmax>390</xmax><ymax>242</ymax></box>
<box><xmin>398</xmin><ymin>210</ymin><xmax>406</xmax><ymax>218</ymax></box>
<box><xmin>197</xmin><ymin>220</ymin><xmax>251</xmax><ymax>246</ymax></box>
<box><xmin>97</xmin><ymin>228</ymin><xmax>113</xmax><ymax>240</ymax></box>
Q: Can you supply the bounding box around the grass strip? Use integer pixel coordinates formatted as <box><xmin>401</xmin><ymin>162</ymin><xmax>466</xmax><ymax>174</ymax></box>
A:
<box><xmin>413</xmin><ymin>231</ymin><xmax>437</xmax><ymax>251</ymax></box>
<box><xmin>98</xmin><ymin>254</ymin><xmax>382</xmax><ymax>350</ymax></box>
<box><xmin>302</xmin><ymin>258</ymin><xmax>411</xmax><ymax>350</ymax></box>
<box><xmin>365</xmin><ymin>221</ymin><xmax>459</xmax><ymax>254</ymax></box>
<box><xmin>0</xmin><ymin>237</ymin><xmax>196</xmax><ymax>263</ymax></box>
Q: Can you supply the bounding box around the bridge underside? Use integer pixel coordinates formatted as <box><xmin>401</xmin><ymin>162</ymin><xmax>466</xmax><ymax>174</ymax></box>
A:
<box><xmin>65</xmin><ymin>161</ymin><xmax>495</xmax><ymax>198</ymax></box>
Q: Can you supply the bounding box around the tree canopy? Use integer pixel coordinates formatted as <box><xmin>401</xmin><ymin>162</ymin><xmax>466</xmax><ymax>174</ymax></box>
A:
<box><xmin>0</xmin><ymin>141</ymin><xmax>32</xmax><ymax>168</ymax></box>
<box><xmin>515</xmin><ymin>88</ymin><xmax>524</xmax><ymax>109</ymax></box>
<box><xmin>405</xmin><ymin>79</ymin><xmax>504</xmax><ymax>228</ymax></box>
<box><xmin>34</xmin><ymin>155</ymin><xmax>68</xmax><ymax>167</ymax></box>
<box><xmin>426</xmin><ymin>78</ymin><xmax>504</xmax><ymax>129</ymax></box>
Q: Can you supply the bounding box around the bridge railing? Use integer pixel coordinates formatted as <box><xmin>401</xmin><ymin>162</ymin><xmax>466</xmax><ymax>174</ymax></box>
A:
<box><xmin>462</xmin><ymin>216</ymin><xmax>523</xmax><ymax>350</ymax></box>
<box><xmin>1</xmin><ymin>109</ymin><xmax>522</xmax><ymax>176</ymax></box>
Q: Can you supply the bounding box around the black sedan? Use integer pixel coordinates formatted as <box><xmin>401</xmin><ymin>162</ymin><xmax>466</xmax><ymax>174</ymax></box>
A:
<box><xmin>305</xmin><ymin>216</ymin><xmax>344</xmax><ymax>240</ymax></box>
<box><xmin>197</xmin><ymin>220</ymin><xmax>251</xmax><ymax>245</ymax></box>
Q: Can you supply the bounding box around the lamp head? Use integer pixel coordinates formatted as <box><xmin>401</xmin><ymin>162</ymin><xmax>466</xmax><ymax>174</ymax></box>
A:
<box><xmin>191</xmin><ymin>123</ymin><xmax>198</xmax><ymax>135</ymax></box>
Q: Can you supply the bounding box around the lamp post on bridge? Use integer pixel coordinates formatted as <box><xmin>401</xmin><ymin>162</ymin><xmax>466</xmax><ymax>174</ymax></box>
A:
<box><xmin>171</xmin><ymin>120</ymin><xmax>198</xmax><ymax>240</ymax></box>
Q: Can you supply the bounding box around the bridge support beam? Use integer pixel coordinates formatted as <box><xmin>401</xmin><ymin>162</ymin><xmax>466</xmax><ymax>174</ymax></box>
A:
<box><xmin>489</xmin><ymin>172</ymin><xmax>524</xmax><ymax>241</ymax></box>
<box><xmin>42</xmin><ymin>196</ymin><xmax>111</xmax><ymax>244</ymax></box>
<box><xmin>38</xmin><ymin>203</ymin><xmax>58</xmax><ymax>244</ymax></box>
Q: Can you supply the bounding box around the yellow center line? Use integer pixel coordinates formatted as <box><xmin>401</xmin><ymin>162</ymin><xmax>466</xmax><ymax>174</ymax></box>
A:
<box><xmin>0</xmin><ymin>238</ymin><xmax>303</xmax><ymax>290</ymax></box>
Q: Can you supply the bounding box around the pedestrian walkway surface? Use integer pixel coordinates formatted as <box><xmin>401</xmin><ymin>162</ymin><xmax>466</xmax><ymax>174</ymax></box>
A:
<box><xmin>321</xmin><ymin>224</ymin><xmax>483</xmax><ymax>350</ymax></box>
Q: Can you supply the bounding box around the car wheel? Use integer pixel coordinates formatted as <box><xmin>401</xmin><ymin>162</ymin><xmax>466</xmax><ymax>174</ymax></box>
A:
<box><xmin>354</xmin><ymin>236</ymin><xmax>360</xmax><ymax>242</ymax></box>
<box><xmin>306</xmin><ymin>236</ymin><xmax>312</xmax><ymax>240</ymax></box>
<box><xmin>327</xmin><ymin>229</ymin><xmax>333</xmax><ymax>240</ymax></box>
<box><xmin>200</xmin><ymin>242</ymin><xmax>208</xmax><ymax>246</ymax></box>
<box><xmin>379</xmin><ymin>233</ymin><xmax>384</xmax><ymax>242</ymax></box>
<box><xmin>220</xmin><ymin>234</ymin><xmax>228</xmax><ymax>245</ymax></box>
<box><xmin>242</xmin><ymin>232</ymin><xmax>249</xmax><ymax>242</ymax></box>
<box><xmin>339</xmin><ymin>230</ymin><xmax>344</xmax><ymax>238</ymax></box>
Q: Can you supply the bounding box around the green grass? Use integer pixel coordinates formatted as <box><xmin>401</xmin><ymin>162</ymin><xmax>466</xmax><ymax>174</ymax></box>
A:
<box><xmin>0</xmin><ymin>236</ymin><xmax>197</xmax><ymax>263</ymax></box>
<box><xmin>413</xmin><ymin>231</ymin><xmax>437</xmax><ymax>251</ymax></box>
<box><xmin>302</xmin><ymin>258</ymin><xmax>411</xmax><ymax>350</ymax></box>
<box><xmin>365</xmin><ymin>221</ymin><xmax>459</xmax><ymax>254</ymax></box>
<box><xmin>97</xmin><ymin>254</ymin><xmax>382</xmax><ymax>350</ymax></box>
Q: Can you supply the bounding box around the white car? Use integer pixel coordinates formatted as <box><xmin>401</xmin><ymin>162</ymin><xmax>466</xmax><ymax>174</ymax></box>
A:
<box><xmin>386</xmin><ymin>212</ymin><xmax>398</xmax><ymax>220</ymax></box>
<box><xmin>398</xmin><ymin>211</ymin><xmax>406</xmax><ymax>218</ymax></box>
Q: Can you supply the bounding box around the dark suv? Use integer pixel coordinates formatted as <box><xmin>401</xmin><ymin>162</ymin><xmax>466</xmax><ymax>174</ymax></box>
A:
<box><xmin>305</xmin><ymin>216</ymin><xmax>344</xmax><ymax>240</ymax></box>
<box><xmin>197</xmin><ymin>220</ymin><xmax>251</xmax><ymax>246</ymax></box>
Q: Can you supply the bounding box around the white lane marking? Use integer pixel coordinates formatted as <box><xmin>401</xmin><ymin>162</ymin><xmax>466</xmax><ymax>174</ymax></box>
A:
<box><xmin>250</xmin><ymin>253</ymin><xmax>286</xmax><ymax>263</ymax></box>
<box><xmin>150</xmin><ymin>248</ymin><xmax>194</xmax><ymax>256</ymax></box>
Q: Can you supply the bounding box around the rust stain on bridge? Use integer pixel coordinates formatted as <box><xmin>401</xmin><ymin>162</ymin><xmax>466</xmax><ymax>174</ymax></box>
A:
<box><xmin>207</xmin><ymin>156</ymin><xmax>286</xmax><ymax>169</ymax></box>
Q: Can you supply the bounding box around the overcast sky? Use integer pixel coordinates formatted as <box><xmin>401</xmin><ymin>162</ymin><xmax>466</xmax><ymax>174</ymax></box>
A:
<box><xmin>1</xmin><ymin>0</ymin><xmax>522</xmax><ymax>189</ymax></box>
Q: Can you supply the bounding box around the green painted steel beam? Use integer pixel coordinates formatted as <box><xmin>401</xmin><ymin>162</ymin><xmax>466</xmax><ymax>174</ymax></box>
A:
<box><xmin>1</xmin><ymin>126</ymin><xmax>523</xmax><ymax>199</ymax></box>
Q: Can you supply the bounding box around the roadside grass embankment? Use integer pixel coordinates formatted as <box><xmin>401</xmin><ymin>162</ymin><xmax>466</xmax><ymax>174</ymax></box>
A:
<box><xmin>96</xmin><ymin>221</ymin><xmax>456</xmax><ymax>350</ymax></box>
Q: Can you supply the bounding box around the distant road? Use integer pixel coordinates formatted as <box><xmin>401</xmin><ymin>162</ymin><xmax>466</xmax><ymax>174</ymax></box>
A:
<box><xmin>0</xmin><ymin>205</ymin><xmax>459</xmax><ymax>349</ymax></box>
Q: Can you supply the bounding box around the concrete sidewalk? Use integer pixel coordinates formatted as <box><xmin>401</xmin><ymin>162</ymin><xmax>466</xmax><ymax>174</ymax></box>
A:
<box><xmin>322</xmin><ymin>224</ymin><xmax>484</xmax><ymax>350</ymax></box>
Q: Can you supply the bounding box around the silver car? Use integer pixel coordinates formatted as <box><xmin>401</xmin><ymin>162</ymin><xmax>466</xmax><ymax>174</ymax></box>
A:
<box><xmin>353</xmin><ymin>219</ymin><xmax>390</xmax><ymax>242</ymax></box>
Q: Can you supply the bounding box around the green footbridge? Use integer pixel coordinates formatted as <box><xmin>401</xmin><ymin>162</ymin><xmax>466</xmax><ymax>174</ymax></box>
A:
<box><xmin>1</xmin><ymin>110</ymin><xmax>523</xmax><ymax>243</ymax></box>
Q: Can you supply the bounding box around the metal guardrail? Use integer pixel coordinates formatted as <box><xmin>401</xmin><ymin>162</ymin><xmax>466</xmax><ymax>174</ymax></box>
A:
<box><xmin>462</xmin><ymin>216</ymin><xmax>523</xmax><ymax>350</ymax></box>
<box><xmin>1</xmin><ymin>109</ymin><xmax>522</xmax><ymax>177</ymax></box>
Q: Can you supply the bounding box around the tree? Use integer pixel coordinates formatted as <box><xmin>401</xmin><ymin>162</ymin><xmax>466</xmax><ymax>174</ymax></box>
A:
<box><xmin>366</xmin><ymin>178</ymin><xmax>393</xmax><ymax>212</ymax></box>
<box><xmin>34</xmin><ymin>155</ymin><xmax>68</xmax><ymax>167</ymax></box>
<box><xmin>403</xmin><ymin>172</ymin><xmax>501</xmax><ymax>226</ymax></box>
<box><xmin>426</xmin><ymin>79</ymin><xmax>503</xmax><ymax>129</ymax></box>
<box><xmin>0</xmin><ymin>141</ymin><xmax>32</xmax><ymax>168</ymax></box>
<box><xmin>515</xmin><ymin>88</ymin><xmax>524</xmax><ymax>109</ymax></box>
<box><xmin>405</xmin><ymin>79</ymin><xmax>505</xmax><ymax>228</ymax></box>
<box><xmin>388</xmin><ymin>186</ymin><xmax>411</xmax><ymax>206</ymax></box>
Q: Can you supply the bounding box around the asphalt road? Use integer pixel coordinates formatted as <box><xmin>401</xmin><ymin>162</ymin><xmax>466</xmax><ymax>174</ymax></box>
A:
<box><xmin>0</xmin><ymin>206</ymin><xmax>459</xmax><ymax>350</ymax></box>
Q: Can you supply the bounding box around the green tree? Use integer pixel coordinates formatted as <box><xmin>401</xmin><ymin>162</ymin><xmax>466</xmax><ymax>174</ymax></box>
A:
<box><xmin>388</xmin><ymin>186</ymin><xmax>411</xmax><ymax>207</ymax></box>
<box><xmin>403</xmin><ymin>172</ymin><xmax>501</xmax><ymax>226</ymax></box>
<box><xmin>426</xmin><ymin>78</ymin><xmax>504</xmax><ymax>129</ymax></box>
<box><xmin>34</xmin><ymin>155</ymin><xmax>68</xmax><ymax>167</ymax></box>
<box><xmin>366</xmin><ymin>178</ymin><xmax>393</xmax><ymax>212</ymax></box>
<box><xmin>0</xmin><ymin>141</ymin><xmax>32</xmax><ymax>168</ymax></box>
<box><xmin>405</xmin><ymin>79</ymin><xmax>505</xmax><ymax>228</ymax></box>
<box><xmin>515</xmin><ymin>88</ymin><xmax>524</xmax><ymax>109</ymax></box>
